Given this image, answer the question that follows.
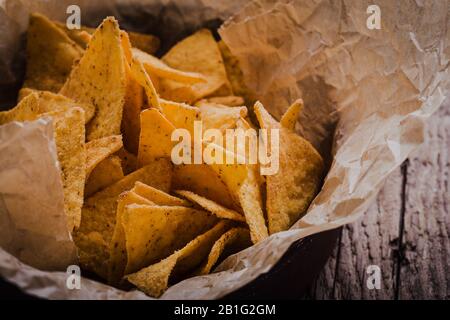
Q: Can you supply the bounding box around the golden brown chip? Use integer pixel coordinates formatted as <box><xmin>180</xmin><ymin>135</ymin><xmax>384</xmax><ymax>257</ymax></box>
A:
<box><xmin>130</xmin><ymin>58</ymin><xmax>160</xmax><ymax>109</ymax></box>
<box><xmin>108</xmin><ymin>191</ymin><xmax>154</xmax><ymax>284</ymax></box>
<box><xmin>60</xmin><ymin>17</ymin><xmax>127</xmax><ymax>141</ymax></box>
<box><xmin>133</xmin><ymin>182</ymin><xmax>190</xmax><ymax>206</ymax></box>
<box><xmin>79</xmin><ymin>159</ymin><xmax>172</xmax><ymax>242</ymax></box>
<box><xmin>86</xmin><ymin>135</ymin><xmax>123</xmax><ymax>177</ymax></box>
<box><xmin>175</xmin><ymin>190</ymin><xmax>245</xmax><ymax>222</ymax></box>
<box><xmin>0</xmin><ymin>94</ymin><xmax>86</xmax><ymax>232</ymax></box>
<box><xmin>55</xmin><ymin>21</ymin><xmax>160</xmax><ymax>55</ymax></box>
<box><xmin>196</xmin><ymin>227</ymin><xmax>251</xmax><ymax>275</ymax></box>
<box><xmin>280</xmin><ymin>99</ymin><xmax>303</xmax><ymax>131</ymax></box>
<box><xmin>159</xmin><ymin>99</ymin><xmax>200</xmax><ymax>134</ymax></box>
<box><xmin>120</xmin><ymin>31</ymin><xmax>146</xmax><ymax>154</ymax></box>
<box><xmin>132</xmin><ymin>48</ymin><xmax>206</xmax><ymax>84</ymax></box>
<box><xmin>196</xmin><ymin>96</ymin><xmax>245</xmax><ymax>107</ymax></box>
<box><xmin>115</xmin><ymin>148</ymin><xmax>138</xmax><ymax>174</ymax></box>
<box><xmin>137</xmin><ymin>109</ymin><xmax>175</xmax><ymax>167</ymax></box>
<box><xmin>207</xmin><ymin>144</ymin><xmax>268</xmax><ymax>243</ymax></box>
<box><xmin>74</xmin><ymin>159</ymin><xmax>172</xmax><ymax>277</ymax></box>
<box><xmin>85</xmin><ymin>155</ymin><xmax>124</xmax><ymax>197</ymax></box>
<box><xmin>24</xmin><ymin>13</ymin><xmax>84</xmax><ymax>92</ymax></box>
<box><xmin>17</xmin><ymin>88</ymin><xmax>95</xmax><ymax>123</ymax></box>
<box><xmin>159</xmin><ymin>29</ymin><xmax>232</xmax><ymax>104</ymax></box>
<box><xmin>198</xmin><ymin>104</ymin><xmax>247</xmax><ymax>132</ymax></box>
<box><xmin>51</xmin><ymin>107</ymin><xmax>86</xmax><ymax>232</ymax></box>
<box><xmin>172</xmin><ymin>164</ymin><xmax>238</xmax><ymax>211</ymax></box>
<box><xmin>119</xmin><ymin>204</ymin><xmax>218</xmax><ymax>278</ymax></box>
<box><xmin>126</xmin><ymin>221</ymin><xmax>230</xmax><ymax>297</ymax></box>
<box><xmin>254</xmin><ymin>101</ymin><xmax>324</xmax><ymax>234</ymax></box>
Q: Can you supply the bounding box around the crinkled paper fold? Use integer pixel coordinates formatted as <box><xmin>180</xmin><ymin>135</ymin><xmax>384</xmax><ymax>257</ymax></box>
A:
<box><xmin>0</xmin><ymin>0</ymin><xmax>448</xmax><ymax>299</ymax></box>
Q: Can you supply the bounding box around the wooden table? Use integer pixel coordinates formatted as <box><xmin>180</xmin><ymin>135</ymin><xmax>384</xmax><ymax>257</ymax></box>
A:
<box><xmin>308</xmin><ymin>98</ymin><xmax>450</xmax><ymax>300</ymax></box>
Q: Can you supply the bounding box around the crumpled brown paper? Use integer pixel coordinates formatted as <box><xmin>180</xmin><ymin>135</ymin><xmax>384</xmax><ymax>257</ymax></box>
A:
<box><xmin>0</xmin><ymin>0</ymin><xmax>448</xmax><ymax>299</ymax></box>
<box><xmin>0</xmin><ymin>118</ymin><xmax>77</xmax><ymax>271</ymax></box>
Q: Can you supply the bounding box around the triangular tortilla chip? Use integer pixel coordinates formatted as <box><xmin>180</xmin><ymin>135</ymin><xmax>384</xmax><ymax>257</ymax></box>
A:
<box><xmin>0</xmin><ymin>94</ymin><xmax>86</xmax><ymax>232</ymax></box>
<box><xmin>195</xmin><ymin>227</ymin><xmax>251</xmax><ymax>275</ymax></box>
<box><xmin>17</xmin><ymin>88</ymin><xmax>95</xmax><ymax>123</ymax></box>
<box><xmin>132</xmin><ymin>182</ymin><xmax>190</xmax><ymax>206</ymax></box>
<box><xmin>55</xmin><ymin>21</ymin><xmax>160</xmax><ymax>55</ymax></box>
<box><xmin>159</xmin><ymin>99</ymin><xmax>200</xmax><ymax>134</ymax></box>
<box><xmin>74</xmin><ymin>159</ymin><xmax>172</xmax><ymax>277</ymax></box>
<box><xmin>85</xmin><ymin>155</ymin><xmax>124</xmax><ymax>197</ymax></box>
<box><xmin>119</xmin><ymin>204</ymin><xmax>218</xmax><ymax>278</ymax></box>
<box><xmin>132</xmin><ymin>48</ymin><xmax>206</xmax><ymax>84</ymax></box>
<box><xmin>254</xmin><ymin>101</ymin><xmax>324</xmax><ymax>234</ymax></box>
<box><xmin>121</xmin><ymin>32</ymin><xmax>145</xmax><ymax>154</ymax></box>
<box><xmin>175</xmin><ymin>190</ymin><xmax>245</xmax><ymax>222</ymax></box>
<box><xmin>24</xmin><ymin>13</ymin><xmax>84</xmax><ymax>92</ymax></box>
<box><xmin>159</xmin><ymin>29</ymin><xmax>232</xmax><ymax>103</ymax></box>
<box><xmin>126</xmin><ymin>221</ymin><xmax>230</xmax><ymax>297</ymax></box>
<box><xmin>198</xmin><ymin>104</ymin><xmax>247</xmax><ymax>132</ymax></box>
<box><xmin>280</xmin><ymin>99</ymin><xmax>303</xmax><ymax>131</ymax></box>
<box><xmin>130</xmin><ymin>58</ymin><xmax>160</xmax><ymax>109</ymax></box>
<box><xmin>108</xmin><ymin>191</ymin><xmax>154</xmax><ymax>284</ymax></box>
<box><xmin>60</xmin><ymin>17</ymin><xmax>127</xmax><ymax>141</ymax></box>
<box><xmin>86</xmin><ymin>135</ymin><xmax>123</xmax><ymax>177</ymax></box>
<box><xmin>172</xmin><ymin>164</ymin><xmax>238</xmax><ymax>211</ymax></box>
<box><xmin>205</xmin><ymin>143</ymin><xmax>268</xmax><ymax>243</ymax></box>
<box><xmin>137</xmin><ymin>109</ymin><xmax>175</xmax><ymax>167</ymax></box>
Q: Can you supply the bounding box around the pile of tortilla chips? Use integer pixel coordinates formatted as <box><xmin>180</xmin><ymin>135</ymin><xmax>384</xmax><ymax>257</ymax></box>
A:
<box><xmin>0</xmin><ymin>13</ymin><xmax>324</xmax><ymax>297</ymax></box>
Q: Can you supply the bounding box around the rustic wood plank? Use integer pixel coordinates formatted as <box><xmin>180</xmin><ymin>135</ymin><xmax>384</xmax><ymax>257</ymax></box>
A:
<box><xmin>330</xmin><ymin>168</ymin><xmax>403</xmax><ymax>299</ymax></box>
<box><xmin>399</xmin><ymin>102</ymin><xmax>450</xmax><ymax>300</ymax></box>
<box><xmin>308</xmin><ymin>229</ymin><xmax>341</xmax><ymax>299</ymax></box>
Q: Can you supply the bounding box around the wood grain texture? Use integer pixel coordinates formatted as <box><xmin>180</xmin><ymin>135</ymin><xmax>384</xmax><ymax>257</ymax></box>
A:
<box><xmin>311</xmin><ymin>99</ymin><xmax>450</xmax><ymax>300</ymax></box>
<box><xmin>332</xmin><ymin>168</ymin><xmax>403</xmax><ymax>299</ymax></box>
<box><xmin>399</xmin><ymin>103</ymin><xmax>450</xmax><ymax>300</ymax></box>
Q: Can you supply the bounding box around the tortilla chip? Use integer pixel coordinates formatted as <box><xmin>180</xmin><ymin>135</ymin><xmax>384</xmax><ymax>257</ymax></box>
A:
<box><xmin>130</xmin><ymin>58</ymin><xmax>160</xmax><ymax>109</ymax></box>
<box><xmin>206</xmin><ymin>143</ymin><xmax>268</xmax><ymax>243</ymax></box>
<box><xmin>280</xmin><ymin>99</ymin><xmax>303</xmax><ymax>131</ymax></box>
<box><xmin>24</xmin><ymin>13</ymin><xmax>83</xmax><ymax>92</ymax></box>
<box><xmin>132</xmin><ymin>182</ymin><xmax>190</xmax><ymax>206</ymax></box>
<box><xmin>60</xmin><ymin>17</ymin><xmax>127</xmax><ymax>141</ymax></box>
<box><xmin>159</xmin><ymin>29</ymin><xmax>232</xmax><ymax>103</ymax></box>
<box><xmin>79</xmin><ymin>158</ymin><xmax>172</xmax><ymax>241</ymax></box>
<box><xmin>254</xmin><ymin>101</ymin><xmax>324</xmax><ymax>234</ymax></box>
<box><xmin>159</xmin><ymin>99</ymin><xmax>200</xmax><ymax>134</ymax></box>
<box><xmin>51</xmin><ymin>107</ymin><xmax>86</xmax><ymax>232</ymax></box>
<box><xmin>198</xmin><ymin>104</ymin><xmax>247</xmax><ymax>132</ymax></box>
<box><xmin>86</xmin><ymin>135</ymin><xmax>123</xmax><ymax>177</ymax></box>
<box><xmin>85</xmin><ymin>155</ymin><xmax>124</xmax><ymax>197</ymax></box>
<box><xmin>119</xmin><ymin>204</ymin><xmax>219</xmax><ymax>279</ymax></box>
<box><xmin>115</xmin><ymin>148</ymin><xmax>137</xmax><ymax>174</ymax></box>
<box><xmin>17</xmin><ymin>88</ymin><xmax>95</xmax><ymax>123</ymax></box>
<box><xmin>172</xmin><ymin>164</ymin><xmax>238</xmax><ymax>211</ymax></box>
<box><xmin>217</xmin><ymin>40</ymin><xmax>254</xmax><ymax>104</ymax></box>
<box><xmin>137</xmin><ymin>109</ymin><xmax>175</xmax><ymax>167</ymax></box>
<box><xmin>77</xmin><ymin>231</ymin><xmax>109</xmax><ymax>278</ymax></box>
<box><xmin>55</xmin><ymin>21</ymin><xmax>160</xmax><ymax>54</ymax></box>
<box><xmin>74</xmin><ymin>159</ymin><xmax>171</xmax><ymax>277</ymax></box>
<box><xmin>122</xmin><ymin>48</ymin><xmax>145</xmax><ymax>154</ymax></box>
<box><xmin>132</xmin><ymin>48</ymin><xmax>206</xmax><ymax>84</ymax></box>
<box><xmin>175</xmin><ymin>190</ymin><xmax>245</xmax><ymax>222</ymax></box>
<box><xmin>0</xmin><ymin>95</ymin><xmax>86</xmax><ymax>232</ymax></box>
<box><xmin>196</xmin><ymin>227</ymin><xmax>251</xmax><ymax>275</ymax></box>
<box><xmin>108</xmin><ymin>191</ymin><xmax>154</xmax><ymax>284</ymax></box>
<box><xmin>126</xmin><ymin>220</ymin><xmax>230</xmax><ymax>297</ymax></box>
<box><xmin>196</xmin><ymin>96</ymin><xmax>245</xmax><ymax>107</ymax></box>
